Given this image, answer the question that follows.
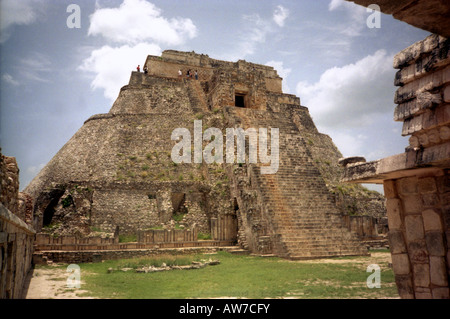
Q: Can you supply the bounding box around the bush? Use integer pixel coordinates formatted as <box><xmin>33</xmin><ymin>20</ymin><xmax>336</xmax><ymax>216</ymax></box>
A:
<box><xmin>119</xmin><ymin>234</ymin><xmax>137</xmax><ymax>243</ymax></box>
<box><xmin>197</xmin><ymin>232</ymin><xmax>212</xmax><ymax>240</ymax></box>
<box><xmin>61</xmin><ymin>195</ymin><xmax>73</xmax><ymax>208</ymax></box>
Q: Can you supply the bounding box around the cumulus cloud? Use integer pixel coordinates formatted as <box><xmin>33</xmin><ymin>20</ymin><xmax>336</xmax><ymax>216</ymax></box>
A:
<box><xmin>296</xmin><ymin>49</ymin><xmax>394</xmax><ymax>130</ymax></box>
<box><xmin>296</xmin><ymin>50</ymin><xmax>399</xmax><ymax>159</ymax></box>
<box><xmin>88</xmin><ymin>0</ymin><xmax>197</xmax><ymax>46</ymax></box>
<box><xmin>82</xmin><ymin>0</ymin><xmax>198</xmax><ymax>100</ymax></box>
<box><xmin>0</xmin><ymin>0</ymin><xmax>43</xmax><ymax>43</ymax></box>
<box><xmin>273</xmin><ymin>5</ymin><xmax>289</xmax><ymax>27</ymax></box>
<box><xmin>80</xmin><ymin>42</ymin><xmax>161</xmax><ymax>101</ymax></box>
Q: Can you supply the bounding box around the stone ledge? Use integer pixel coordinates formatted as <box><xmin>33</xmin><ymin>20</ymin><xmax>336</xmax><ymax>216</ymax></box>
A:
<box><xmin>0</xmin><ymin>203</ymin><xmax>35</xmax><ymax>235</ymax></box>
<box><xmin>342</xmin><ymin>151</ymin><xmax>448</xmax><ymax>184</ymax></box>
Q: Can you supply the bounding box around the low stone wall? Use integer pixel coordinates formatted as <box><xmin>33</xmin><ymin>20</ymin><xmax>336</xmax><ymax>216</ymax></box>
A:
<box><xmin>0</xmin><ymin>204</ymin><xmax>35</xmax><ymax>299</ymax></box>
<box><xmin>34</xmin><ymin>245</ymin><xmax>233</xmax><ymax>264</ymax></box>
<box><xmin>342</xmin><ymin>215</ymin><xmax>386</xmax><ymax>238</ymax></box>
<box><xmin>34</xmin><ymin>230</ymin><xmax>234</xmax><ymax>264</ymax></box>
<box><xmin>138</xmin><ymin>228</ymin><xmax>198</xmax><ymax>243</ymax></box>
<box><xmin>0</xmin><ymin>152</ymin><xmax>36</xmax><ymax>299</ymax></box>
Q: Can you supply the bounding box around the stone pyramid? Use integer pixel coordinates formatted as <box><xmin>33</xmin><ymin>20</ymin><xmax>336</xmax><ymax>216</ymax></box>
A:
<box><xmin>25</xmin><ymin>50</ymin><xmax>369</xmax><ymax>258</ymax></box>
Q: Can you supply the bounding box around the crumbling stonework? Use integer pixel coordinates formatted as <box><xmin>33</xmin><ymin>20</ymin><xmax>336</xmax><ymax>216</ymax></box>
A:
<box><xmin>0</xmin><ymin>151</ymin><xmax>35</xmax><ymax>299</ymax></box>
<box><xmin>342</xmin><ymin>32</ymin><xmax>450</xmax><ymax>298</ymax></box>
<box><xmin>347</xmin><ymin>0</ymin><xmax>450</xmax><ymax>38</ymax></box>
<box><xmin>24</xmin><ymin>50</ymin><xmax>383</xmax><ymax>260</ymax></box>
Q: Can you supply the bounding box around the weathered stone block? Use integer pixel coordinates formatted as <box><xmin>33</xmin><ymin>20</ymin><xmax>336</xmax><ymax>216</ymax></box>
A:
<box><xmin>389</xmin><ymin>230</ymin><xmax>407</xmax><ymax>254</ymax></box>
<box><xmin>408</xmin><ymin>241</ymin><xmax>429</xmax><ymax>263</ymax></box>
<box><xmin>444</xmin><ymin>85</ymin><xmax>450</xmax><ymax>103</ymax></box>
<box><xmin>440</xmin><ymin>126</ymin><xmax>450</xmax><ymax>140</ymax></box>
<box><xmin>430</xmin><ymin>256</ymin><xmax>448</xmax><ymax>286</ymax></box>
<box><xmin>383</xmin><ymin>180</ymin><xmax>397</xmax><ymax>198</ymax></box>
<box><xmin>395</xmin><ymin>274</ymin><xmax>415</xmax><ymax>299</ymax></box>
<box><xmin>397</xmin><ymin>177</ymin><xmax>418</xmax><ymax>195</ymax></box>
<box><xmin>405</xmin><ymin>215</ymin><xmax>425</xmax><ymax>241</ymax></box>
<box><xmin>421</xmin><ymin>193</ymin><xmax>440</xmax><ymax>207</ymax></box>
<box><xmin>392</xmin><ymin>253</ymin><xmax>411</xmax><ymax>275</ymax></box>
<box><xmin>413</xmin><ymin>263</ymin><xmax>430</xmax><ymax>287</ymax></box>
<box><xmin>425</xmin><ymin>231</ymin><xmax>446</xmax><ymax>256</ymax></box>
<box><xmin>422</xmin><ymin>208</ymin><xmax>443</xmax><ymax>231</ymax></box>
<box><xmin>442</xmin><ymin>192</ymin><xmax>450</xmax><ymax>206</ymax></box>
<box><xmin>418</xmin><ymin>177</ymin><xmax>437</xmax><ymax>193</ymax></box>
<box><xmin>403</xmin><ymin>195</ymin><xmax>424</xmax><ymax>215</ymax></box>
<box><xmin>432</xmin><ymin>287</ymin><xmax>450</xmax><ymax>299</ymax></box>
<box><xmin>386</xmin><ymin>198</ymin><xmax>403</xmax><ymax>230</ymax></box>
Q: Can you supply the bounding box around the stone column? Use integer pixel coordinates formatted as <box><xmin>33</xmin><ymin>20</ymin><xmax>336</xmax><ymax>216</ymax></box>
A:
<box><xmin>384</xmin><ymin>171</ymin><xmax>449</xmax><ymax>299</ymax></box>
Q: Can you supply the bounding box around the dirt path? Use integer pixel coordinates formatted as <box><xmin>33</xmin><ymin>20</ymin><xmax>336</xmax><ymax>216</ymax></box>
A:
<box><xmin>25</xmin><ymin>266</ymin><xmax>95</xmax><ymax>299</ymax></box>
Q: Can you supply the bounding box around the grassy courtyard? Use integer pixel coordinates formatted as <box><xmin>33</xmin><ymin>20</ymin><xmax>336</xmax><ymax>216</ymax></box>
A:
<box><xmin>33</xmin><ymin>249</ymin><xmax>398</xmax><ymax>299</ymax></box>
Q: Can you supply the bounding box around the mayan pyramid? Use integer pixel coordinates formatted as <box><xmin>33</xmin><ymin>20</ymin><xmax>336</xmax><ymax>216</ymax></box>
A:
<box><xmin>25</xmin><ymin>50</ymin><xmax>370</xmax><ymax>259</ymax></box>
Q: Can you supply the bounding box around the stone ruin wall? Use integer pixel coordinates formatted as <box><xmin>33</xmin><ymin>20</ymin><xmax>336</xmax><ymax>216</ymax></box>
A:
<box><xmin>0</xmin><ymin>151</ymin><xmax>35</xmax><ymax>299</ymax></box>
<box><xmin>386</xmin><ymin>34</ymin><xmax>450</xmax><ymax>299</ymax></box>
<box><xmin>144</xmin><ymin>50</ymin><xmax>283</xmax><ymax>95</ymax></box>
<box><xmin>343</xmin><ymin>33</ymin><xmax>450</xmax><ymax>298</ymax></box>
<box><xmin>384</xmin><ymin>174</ymin><xmax>449</xmax><ymax>298</ymax></box>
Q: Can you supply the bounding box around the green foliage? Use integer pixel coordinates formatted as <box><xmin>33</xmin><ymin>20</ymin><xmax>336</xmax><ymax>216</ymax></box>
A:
<box><xmin>118</xmin><ymin>234</ymin><xmax>137</xmax><ymax>243</ymax></box>
<box><xmin>197</xmin><ymin>232</ymin><xmax>212</xmax><ymax>240</ymax></box>
<box><xmin>172</xmin><ymin>213</ymin><xmax>185</xmax><ymax>222</ymax></box>
<box><xmin>90</xmin><ymin>226</ymin><xmax>102</xmax><ymax>232</ymax></box>
<box><xmin>61</xmin><ymin>195</ymin><xmax>73</xmax><ymax>208</ymax></box>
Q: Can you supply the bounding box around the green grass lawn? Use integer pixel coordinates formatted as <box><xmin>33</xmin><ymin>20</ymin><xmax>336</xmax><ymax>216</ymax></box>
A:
<box><xmin>59</xmin><ymin>250</ymin><xmax>398</xmax><ymax>299</ymax></box>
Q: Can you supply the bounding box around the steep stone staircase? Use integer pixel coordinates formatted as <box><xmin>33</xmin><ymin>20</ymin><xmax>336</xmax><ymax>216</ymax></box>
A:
<box><xmin>224</xmin><ymin>106</ymin><xmax>368</xmax><ymax>259</ymax></box>
<box><xmin>186</xmin><ymin>79</ymin><xmax>209</xmax><ymax>112</ymax></box>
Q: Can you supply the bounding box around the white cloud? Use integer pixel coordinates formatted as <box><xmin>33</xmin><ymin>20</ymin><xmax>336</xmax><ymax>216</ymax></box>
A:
<box><xmin>222</xmin><ymin>6</ymin><xmax>287</xmax><ymax>61</ymax></box>
<box><xmin>296</xmin><ymin>50</ymin><xmax>397</xmax><ymax>158</ymax></box>
<box><xmin>273</xmin><ymin>5</ymin><xmax>289</xmax><ymax>27</ymax></box>
<box><xmin>18</xmin><ymin>52</ymin><xmax>52</xmax><ymax>83</ymax></box>
<box><xmin>88</xmin><ymin>0</ymin><xmax>197</xmax><ymax>46</ymax></box>
<box><xmin>265</xmin><ymin>60</ymin><xmax>291</xmax><ymax>93</ymax></box>
<box><xmin>296</xmin><ymin>49</ymin><xmax>394</xmax><ymax>130</ymax></box>
<box><xmin>2</xmin><ymin>73</ymin><xmax>19</xmax><ymax>86</ymax></box>
<box><xmin>80</xmin><ymin>42</ymin><xmax>161</xmax><ymax>101</ymax></box>
<box><xmin>82</xmin><ymin>0</ymin><xmax>198</xmax><ymax>100</ymax></box>
<box><xmin>328</xmin><ymin>0</ymin><xmax>366</xmax><ymax>37</ymax></box>
<box><xmin>0</xmin><ymin>0</ymin><xmax>44</xmax><ymax>43</ymax></box>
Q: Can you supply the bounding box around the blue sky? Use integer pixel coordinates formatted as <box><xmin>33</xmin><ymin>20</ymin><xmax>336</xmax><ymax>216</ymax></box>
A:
<box><xmin>0</xmin><ymin>0</ymin><xmax>430</xmax><ymax>191</ymax></box>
